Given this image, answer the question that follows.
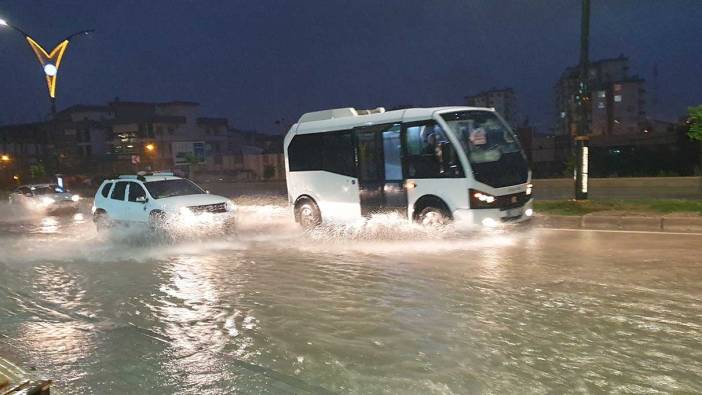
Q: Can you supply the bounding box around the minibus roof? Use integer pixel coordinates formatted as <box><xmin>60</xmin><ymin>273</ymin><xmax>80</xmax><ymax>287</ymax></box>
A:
<box><xmin>291</xmin><ymin>106</ymin><xmax>494</xmax><ymax>135</ymax></box>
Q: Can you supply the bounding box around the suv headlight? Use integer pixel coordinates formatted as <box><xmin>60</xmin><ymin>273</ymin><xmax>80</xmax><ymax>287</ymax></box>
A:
<box><xmin>526</xmin><ymin>183</ymin><xmax>533</xmax><ymax>196</ymax></box>
<box><xmin>469</xmin><ymin>189</ymin><xmax>497</xmax><ymax>209</ymax></box>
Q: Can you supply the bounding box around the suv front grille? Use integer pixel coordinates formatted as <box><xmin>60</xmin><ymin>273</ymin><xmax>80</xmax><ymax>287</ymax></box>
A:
<box><xmin>188</xmin><ymin>203</ymin><xmax>227</xmax><ymax>213</ymax></box>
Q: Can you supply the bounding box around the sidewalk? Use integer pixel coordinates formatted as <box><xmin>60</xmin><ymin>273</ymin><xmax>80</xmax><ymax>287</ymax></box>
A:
<box><xmin>535</xmin><ymin>212</ymin><xmax>702</xmax><ymax>233</ymax></box>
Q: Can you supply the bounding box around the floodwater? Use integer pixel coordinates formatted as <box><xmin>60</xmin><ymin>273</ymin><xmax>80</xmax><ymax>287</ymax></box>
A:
<box><xmin>1</xmin><ymin>198</ymin><xmax>702</xmax><ymax>394</ymax></box>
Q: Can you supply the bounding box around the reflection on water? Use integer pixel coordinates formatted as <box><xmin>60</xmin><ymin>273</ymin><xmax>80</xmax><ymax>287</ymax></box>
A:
<box><xmin>0</xmin><ymin>200</ymin><xmax>701</xmax><ymax>393</ymax></box>
<box><xmin>39</xmin><ymin>217</ymin><xmax>59</xmax><ymax>234</ymax></box>
<box><xmin>156</xmin><ymin>255</ymin><xmax>235</xmax><ymax>391</ymax></box>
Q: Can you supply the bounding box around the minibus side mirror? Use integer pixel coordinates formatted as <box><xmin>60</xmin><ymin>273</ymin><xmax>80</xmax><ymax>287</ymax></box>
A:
<box><xmin>439</xmin><ymin>141</ymin><xmax>456</xmax><ymax>165</ymax></box>
<box><xmin>439</xmin><ymin>142</ymin><xmax>460</xmax><ymax>175</ymax></box>
<box><xmin>136</xmin><ymin>196</ymin><xmax>148</xmax><ymax>203</ymax></box>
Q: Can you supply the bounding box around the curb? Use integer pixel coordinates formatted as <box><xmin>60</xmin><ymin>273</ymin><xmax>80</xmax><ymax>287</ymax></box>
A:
<box><xmin>534</xmin><ymin>214</ymin><xmax>702</xmax><ymax>233</ymax></box>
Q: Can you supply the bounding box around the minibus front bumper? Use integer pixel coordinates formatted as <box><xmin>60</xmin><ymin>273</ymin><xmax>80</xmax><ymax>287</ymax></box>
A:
<box><xmin>453</xmin><ymin>198</ymin><xmax>534</xmax><ymax>227</ymax></box>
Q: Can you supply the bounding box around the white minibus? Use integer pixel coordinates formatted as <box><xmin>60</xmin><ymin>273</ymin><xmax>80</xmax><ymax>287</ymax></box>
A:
<box><xmin>284</xmin><ymin>106</ymin><xmax>533</xmax><ymax>228</ymax></box>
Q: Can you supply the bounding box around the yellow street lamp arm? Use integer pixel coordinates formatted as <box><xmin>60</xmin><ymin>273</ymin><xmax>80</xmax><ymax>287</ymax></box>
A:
<box><xmin>0</xmin><ymin>18</ymin><xmax>93</xmax><ymax>105</ymax></box>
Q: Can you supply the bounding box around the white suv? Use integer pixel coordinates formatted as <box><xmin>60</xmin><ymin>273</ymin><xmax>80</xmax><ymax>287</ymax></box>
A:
<box><xmin>92</xmin><ymin>172</ymin><xmax>236</xmax><ymax>233</ymax></box>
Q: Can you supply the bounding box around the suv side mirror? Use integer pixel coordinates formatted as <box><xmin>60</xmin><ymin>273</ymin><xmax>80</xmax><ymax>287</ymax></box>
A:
<box><xmin>136</xmin><ymin>196</ymin><xmax>147</xmax><ymax>203</ymax></box>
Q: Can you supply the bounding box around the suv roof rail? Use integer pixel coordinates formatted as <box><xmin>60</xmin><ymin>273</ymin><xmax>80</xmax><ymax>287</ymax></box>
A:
<box><xmin>118</xmin><ymin>171</ymin><xmax>174</xmax><ymax>182</ymax></box>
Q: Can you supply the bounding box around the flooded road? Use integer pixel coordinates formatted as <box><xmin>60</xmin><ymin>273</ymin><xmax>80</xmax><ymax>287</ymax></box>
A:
<box><xmin>1</xmin><ymin>199</ymin><xmax>702</xmax><ymax>394</ymax></box>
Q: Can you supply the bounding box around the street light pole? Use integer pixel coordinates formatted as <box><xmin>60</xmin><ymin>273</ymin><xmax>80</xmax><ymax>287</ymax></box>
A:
<box><xmin>0</xmin><ymin>18</ymin><xmax>93</xmax><ymax>115</ymax></box>
<box><xmin>574</xmin><ymin>0</ymin><xmax>590</xmax><ymax>200</ymax></box>
<box><xmin>1</xmin><ymin>17</ymin><xmax>93</xmax><ymax>177</ymax></box>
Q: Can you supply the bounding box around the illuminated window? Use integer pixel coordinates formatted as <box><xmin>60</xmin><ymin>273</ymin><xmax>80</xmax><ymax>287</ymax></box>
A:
<box><xmin>614</xmin><ymin>95</ymin><xmax>622</xmax><ymax>103</ymax></box>
<box><xmin>596</xmin><ymin>91</ymin><xmax>606</xmax><ymax>98</ymax></box>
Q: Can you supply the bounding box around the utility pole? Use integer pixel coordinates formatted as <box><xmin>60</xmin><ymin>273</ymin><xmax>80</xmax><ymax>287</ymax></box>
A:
<box><xmin>574</xmin><ymin>0</ymin><xmax>590</xmax><ymax>200</ymax></box>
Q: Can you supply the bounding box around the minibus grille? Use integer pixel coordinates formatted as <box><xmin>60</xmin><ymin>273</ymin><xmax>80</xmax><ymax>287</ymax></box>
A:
<box><xmin>497</xmin><ymin>192</ymin><xmax>529</xmax><ymax>210</ymax></box>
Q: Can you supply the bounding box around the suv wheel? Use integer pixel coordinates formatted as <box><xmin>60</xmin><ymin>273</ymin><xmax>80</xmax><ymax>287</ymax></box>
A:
<box><xmin>149</xmin><ymin>210</ymin><xmax>168</xmax><ymax>232</ymax></box>
<box><xmin>94</xmin><ymin>211</ymin><xmax>111</xmax><ymax>232</ymax></box>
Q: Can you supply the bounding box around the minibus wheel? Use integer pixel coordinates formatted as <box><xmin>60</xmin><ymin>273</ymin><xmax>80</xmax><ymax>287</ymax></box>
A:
<box><xmin>417</xmin><ymin>206</ymin><xmax>450</xmax><ymax>227</ymax></box>
<box><xmin>296</xmin><ymin>199</ymin><xmax>322</xmax><ymax>229</ymax></box>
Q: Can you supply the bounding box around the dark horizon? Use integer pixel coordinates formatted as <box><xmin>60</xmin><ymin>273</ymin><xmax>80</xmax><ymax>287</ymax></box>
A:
<box><xmin>1</xmin><ymin>0</ymin><xmax>700</xmax><ymax>133</ymax></box>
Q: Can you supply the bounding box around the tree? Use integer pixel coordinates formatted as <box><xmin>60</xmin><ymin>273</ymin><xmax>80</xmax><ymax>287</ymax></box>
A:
<box><xmin>689</xmin><ymin>105</ymin><xmax>702</xmax><ymax>141</ymax></box>
<box><xmin>688</xmin><ymin>105</ymin><xmax>702</xmax><ymax>177</ymax></box>
<box><xmin>29</xmin><ymin>163</ymin><xmax>46</xmax><ymax>180</ymax></box>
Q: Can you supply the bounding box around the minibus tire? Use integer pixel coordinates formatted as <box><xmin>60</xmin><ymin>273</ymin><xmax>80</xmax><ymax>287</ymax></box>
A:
<box><xmin>296</xmin><ymin>199</ymin><xmax>322</xmax><ymax>229</ymax></box>
<box><xmin>417</xmin><ymin>206</ymin><xmax>450</xmax><ymax>227</ymax></box>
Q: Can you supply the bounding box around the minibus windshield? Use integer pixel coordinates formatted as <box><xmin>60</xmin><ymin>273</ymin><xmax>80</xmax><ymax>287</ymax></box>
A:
<box><xmin>440</xmin><ymin>111</ymin><xmax>522</xmax><ymax>164</ymax></box>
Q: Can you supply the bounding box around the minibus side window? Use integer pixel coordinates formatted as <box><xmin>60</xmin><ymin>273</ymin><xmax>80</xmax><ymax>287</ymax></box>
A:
<box><xmin>404</xmin><ymin>122</ymin><xmax>462</xmax><ymax>178</ymax></box>
<box><xmin>289</xmin><ymin>131</ymin><xmax>355</xmax><ymax>177</ymax></box>
<box><xmin>322</xmin><ymin>132</ymin><xmax>355</xmax><ymax>177</ymax></box>
<box><xmin>288</xmin><ymin>134</ymin><xmax>323</xmax><ymax>171</ymax></box>
<box><xmin>383</xmin><ymin>125</ymin><xmax>402</xmax><ymax>180</ymax></box>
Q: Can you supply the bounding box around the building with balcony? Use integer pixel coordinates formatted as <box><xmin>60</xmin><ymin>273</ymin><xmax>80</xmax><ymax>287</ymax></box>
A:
<box><xmin>555</xmin><ymin>55</ymin><xmax>646</xmax><ymax>138</ymax></box>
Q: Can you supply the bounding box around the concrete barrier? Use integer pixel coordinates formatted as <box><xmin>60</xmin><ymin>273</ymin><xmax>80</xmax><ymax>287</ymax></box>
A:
<box><xmin>662</xmin><ymin>216</ymin><xmax>702</xmax><ymax>233</ymax></box>
<box><xmin>533</xmin><ymin>177</ymin><xmax>702</xmax><ymax>200</ymax></box>
<box><xmin>194</xmin><ymin>177</ymin><xmax>702</xmax><ymax>201</ymax></box>
<box><xmin>534</xmin><ymin>214</ymin><xmax>582</xmax><ymax>229</ymax></box>
<box><xmin>620</xmin><ymin>216</ymin><xmax>663</xmax><ymax>231</ymax></box>
<box><xmin>199</xmin><ymin>181</ymin><xmax>287</xmax><ymax>198</ymax></box>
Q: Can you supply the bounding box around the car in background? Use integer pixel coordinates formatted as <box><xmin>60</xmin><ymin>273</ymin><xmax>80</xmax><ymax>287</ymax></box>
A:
<box><xmin>8</xmin><ymin>183</ymin><xmax>81</xmax><ymax>214</ymax></box>
<box><xmin>92</xmin><ymin>172</ymin><xmax>236</xmax><ymax>233</ymax></box>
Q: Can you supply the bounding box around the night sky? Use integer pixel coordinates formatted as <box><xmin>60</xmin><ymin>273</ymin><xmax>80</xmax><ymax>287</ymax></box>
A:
<box><xmin>1</xmin><ymin>0</ymin><xmax>700</xmax><ymax>133</ymax></box>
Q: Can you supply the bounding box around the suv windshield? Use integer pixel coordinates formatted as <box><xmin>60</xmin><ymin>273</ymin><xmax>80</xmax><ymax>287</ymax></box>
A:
<box><xmin>144</xmin><ymin>179</ymin><xmax>205</xmax><ymax>199</ymax></box>
<box><xmin>440</xmin><ymin>111</ymin><xmax>521</xmax><ymax>164</ymax></box>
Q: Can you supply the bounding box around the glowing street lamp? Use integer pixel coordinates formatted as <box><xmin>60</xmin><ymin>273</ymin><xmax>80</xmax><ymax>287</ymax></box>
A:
<box><xmin>0</xmin><ymin>17</ymin><xmax>93</xmax><ymax>114</ymax></box>
<box><xmin>0</xmin><ymin>154</ymin><xmax>10</xmax><ymax>162</ymax></box>
<box><xmin>145</xmin><ymin>143</ymin><xmax>156</xmax><ymax>152</ymax></box>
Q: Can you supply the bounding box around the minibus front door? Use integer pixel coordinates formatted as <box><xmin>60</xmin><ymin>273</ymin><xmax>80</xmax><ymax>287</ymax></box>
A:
<box><xmin>355</xmin><ymin>124</ymin><xmax>407</xmax><ymax>217</ymax></box>
<box><xmin>356</xmin><ymin>129</ymin><xmax>383</xmax><ymax>216</ymax></box>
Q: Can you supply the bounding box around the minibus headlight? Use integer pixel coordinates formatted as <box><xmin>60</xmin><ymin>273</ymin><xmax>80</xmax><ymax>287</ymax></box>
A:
<box><xmin>469</xmin><ymin>189</ymin><xmax>497</xmax><ymax>209</ymax></box>
<box><xmin>526</xmin><ymin>183</ymin><xmax>533</xmax><ymax>196</ymax></box>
